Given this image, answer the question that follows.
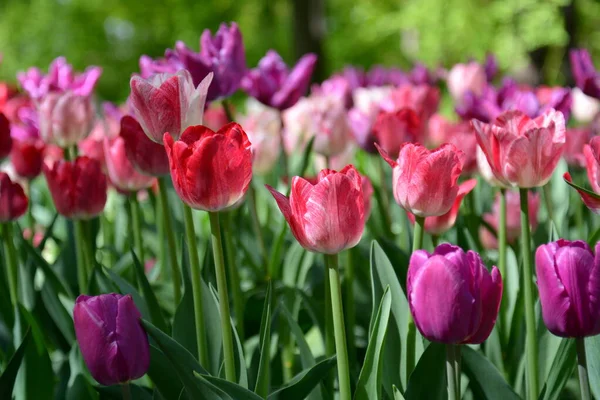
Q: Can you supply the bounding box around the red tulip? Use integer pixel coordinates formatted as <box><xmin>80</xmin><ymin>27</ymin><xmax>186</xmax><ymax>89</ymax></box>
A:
<box><xmin>163</xmin><ymin>122</ymin><xmax>252</xmax><ymax>211</ymax></box>
<box><xmin>564</xmin><ymin>128</ymin><xmax>593</xmax><ymax>168</ymax></box>
<box><xmin>0</xmin><ymin>113</ymin><xmax>11</xmax><ymax>160</ymax></box>
<box><xmin>472</xmin><ymin>109</ymin><xmax>566</xmax><ymax>188</ymax></box>
<box><xmin>0</xmin><ymin>172</ymin><xmax>28</xmax><ymax>222</ymax></box>
<box><xmin>43</xmin><ymin>156</ymin><xmax>107</xmax><ymax>219</ymax></box>
<box><xmin>377</xmin><ymin>142</ymin><xmax>463</xmax><ymax>217</ymax></box>
<box><xmin>104</xmin><ymin>136</ymin><xmax>155</xmax><ymax>193</ymax></box>
<box><xmin>10</xmin><ymin>139</ymin><xmax>45</xmax><ymax>179</ymax></box>
<box><xmin>120</xmin><ymin>116</ymin><xmax>169</xmax><ymax>176</ymax></box>
<box><xmin>380</xmin><ymin>84</ymin><xmax>440</xmax><ymax>137</ymax></box>
<box><xmin>266</xmin><ymin>165</ymin><xmax>365</xmax><ymax>254</ymax></box>
<box><xmin>372</xmin><ymin>109</ymin><xmax>421</xmax><ymax>158</ymax></box>
<box><xmin>362</xmin><ymin>174</ymin><xmax>374</xmax><ymax>220</ymax></box>
<box><xmin>428</xmin><ymin>114</ymin><xmax>478</xmax><ymax>174</ymax></box>
<box><xmin>203</xmin><ymin>104</ymin><xmax>231</xmax><ymax>131</ymax></box>
<box><xmin>407</xmin><ymin>179</ymin><xmax>477</xmax><ymax>235</ymax></box>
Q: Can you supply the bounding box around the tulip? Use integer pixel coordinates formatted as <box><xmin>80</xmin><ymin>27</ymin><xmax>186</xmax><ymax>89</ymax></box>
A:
<box><xmin>120</xmin><ymin>116</ymin><xmax>170</xmax><ymax>177</ymax></box>
<box><xmin>570</xmin><ymin>49</ymin><xmax>600</xmax><ymax>99</ymax></box>
<box><xmin>472</xmin><ymin>109</ymin><xmax>566</xmax><ymax>188</ymax></box>
<box><xmin>564</xmin><ymin>127</ymin><xmax>592</xmax><ymax>168</ymax></box>
<box><xmin>10</xmin><ymin>138</ymin><xmax>45</xmax><ymax>179</ymax></box>
<box><xmin>362</xmin><ymin>174</ymin><xmax>374</xmax><ymax>220</ymax></box>
<box><xmin>372</xmin><ymin>109</ymin><xmax>421</xmax><ymax>158</ymax></box>
<box><xmin>38</xmin><ymin>91</ymin><xmax>95</xmax><ymax>147</ymax></box>
<box><xmin>447</xmin><ymin>61</ymin><xmax>487</xmax><ymax>103</ymax></box>
<box><xmin>312</xmin><ymin>75</ymin><xmax>353</xmax><ymax>109</ymax></box>
<box><xmin>266</xmin><ymin>165</ymin><xmax>365</xmax><ymax>254</ymax></box>
<box><xmin>241</xmin><ymin>50</ymin><xmax>317</xmax><ymax>110</ymax></box>
<box><xmin>571</xmin><ymin>88</ymin><xmax>600</xmax><ymax>123</ymax></box>
<box><xmin>0</xmin><ymin>113</ymin><xmax>11</xmax><ymax>160</ymax></box>
<box><xmin>377</xmin><ymin>142</ymin><xmax>463</xmax><ymax>217</ymax></box>
<box><xmin>73</xmin><ymin>294</ymin><xmax>150</xmax><ymax>386</ymax></box>
<box><xmin>2</xmin><ymin>96</ymin><xmax>39</xmax><ymax>141</ymax></box>
<box><xmin>203</xmin><ymin>104</ymin><xmax>230</xmax><ymax>131</ymax></box>
<box><xmin>129</xmin><ymin>70</ymin><xmax>213</xmax><ymax>143</ymax></box>
<box><xmin>0</xmin><ymin>172</ymin><xmax>28</xmax><ymax>222</ymax></box>
<box><xmin>380</xmin><ymin>84</ymin><xmax>440</xmax><ymax>137</ymax></box>
<box><xmin>407</xmin><ymin>244</ymin><xmax>503</xmax><ymax>344</ymax></box>
<box><xmin>78</xmin><ymin>102</ymin><xmax>123</xmax><ymax>169</ymax></box>
<box><xmin>104</xmin><ymin>136</ymin><xmax>155</xmax><ymax>193</ymax></box>
<box><xmin>407</xmin><ymin>179</ymin><xmax>477</xmax><ymax>235</ymax></box>
<box><xmin>427</xmin><ymin>115</ymin><xmax>478</xmax><ymax>174</ymax></box>
<box><xmin>348</xmin><ymin>86</ymin><xmax>393</xmax><ymax>153</ymax></box>
<box><xmin>238</xmin><ymin>100</ymin><xmax>281</xmax><ymax>174</ymax></box>
<box><xmin>163</xmin><ymin>122</ymin><xmax>252</xmax><ymax>211</ymax></box>
<box><xmin>566</xmin><ymin>137</ymin><xmax>600</xmax><ymax>214</ymax></box>
<box><xmin>455</xmin><ymin>86</ymin><xmax>500</xmax><ymax>123</ymax></box>
<box><xmin>43</xmin><ymin>156</ymin><xmax>107</xmax><ymax>219</ymax></box>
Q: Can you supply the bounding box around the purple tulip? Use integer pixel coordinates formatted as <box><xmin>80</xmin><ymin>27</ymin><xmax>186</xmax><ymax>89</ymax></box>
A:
<box><xmin>241</xmin><ymin>50</ymin><xmax>317</xmax><ymax>110</ymax></box>
<box><xmin>73</xmin><ymin>294</ymin><xmax>150</xmax><ymax>386</ymax></box>
<box><xmin>535</xmin><ymin>240</ymin><xmax>600</xmax><ymax>338</ymax></box>
<box><xmin>455</xmin><ymin>86</ymin><xmax>500</xmax><ymax>123</ymax></box>
<box><xmin>484</xmin><ymin>54</ymin><xmax>498</xmax><ymax>81</ymax></box>
<box><xmin>407</xmin><ymin>244</ymin><xmax>503</xmax><ymax>344</ymax></box>
<box><xmin>570</xmin><ymin>49</ymin><xmax>600</xmax><ymax>99</ymax></box>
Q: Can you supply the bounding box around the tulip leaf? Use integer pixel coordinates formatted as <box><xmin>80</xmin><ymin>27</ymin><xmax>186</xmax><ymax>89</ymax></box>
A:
<box><xmin>355</xmin><ymin>286</ymin><xmax>392</xmax><ymax>400</ymax></box>
<box><xmin>404</xmin><ymin>342</ymin><xmax>446</xmax><ymax>400</ymax></box>
<box><xmin>393</xmin><ymin>385</ymin><xmax>405</xmax><ymax>400</ymax></box>
<box><xmin>462</xmin><ymin>346</ymin><xmax>520</xmax><ymax>400</ymax></box>
<box><xmin>195</xmin><ymin>373</ymin><xmax>265</xmax><ymax>400</ymax></box>
<box><xmin>585</xmin><ymin>335</ymin><xmax>600</xmax><ymax>399</ymax></box>
<box><xmin>0</xmin><ymin>328</ymin><xmax>31</xmax><ymax>399</ymax></box>
<box><xmin>95</xmin><ymin>383</ymin><xmax>153</xmax><ymax>399</ymax></box>
<box><xmin>131</xmin><ymin>250</ymin><xmax>169</xmax><ymax>333</ymax></box>
<box><xmin>254</xmin><ymin>280</ymin><xmax>273</xmax><ymax>397</ymax></box>
<box><xmin>267</xmin><ymin>356</ymin><xmax>337</xmax><ymax>400</ymax></box>
<box><xmin>295</xmin><ymin>135</ymin><xmax>315</xmax><ymax>178</ymax></box>
<box><xmin>268</xmin><ymin>223</ymin><xmax>288</xmax><ymax>280</ymax></box>
<box><xmin>539</xmin><ymin>338</ymin><xmax>576</xmax><ymax>400</ymax></box>
<box><xmin>588</xmin><ymin>225</ymin><xmax>600</xmax><ymax>247</ymax></box>
<box><xmin>147</xmin><ymin>345</ymin><xmax>185</xmax><ymax>400</ymax></box>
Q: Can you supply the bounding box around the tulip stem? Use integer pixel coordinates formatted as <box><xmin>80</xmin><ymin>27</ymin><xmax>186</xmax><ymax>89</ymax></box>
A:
<box><xmin>121</xmin><ymin>382</ymin><xmax>132</xmax><ymax>400</ymax></box>
<box><xmin>183</xmin><ymin>204</ymin><xmax>208</xmax><ymax>368</ymax></box>
<box><xmin>129</xmin><ymin>194</ymin><xmax>145</xmax><ymax>268</ymax></box>
<box><xmin>222</xmin><ymin>100</ymin><xmax>235</xmax><ymax>123</ymax></box>
<box><xmin>326</xmin><ymin>253</ymin><xmax>352</xmax><ymax>400</ymax></box>
<box><xmin>519</xmin><ymin>188</ymin><xmax>539</xmax><ymax>400</ymax></box>
<box><xmin>158</xmin><ymin>177</ymin><xmax>182</xmax><ymax>304</ymax></box>
<box><xmin>344</xmin><ymin>248</ymin><xmax>357</xmax><ymax>374</ymax></box>
<box><xmin>248</xmin><ymin>185</ymin><xmax>268</xmax><ymax>277</ymax></box>
<box><xmin>498</xmin><ymin>188</ymin><xmax>507</xmax><ymax>342</ymax></box>
<box><xmin>277</xmin><ymin>112</ymin><xmax>290</xmax><ymax>181</ymax></box>
<box><xmin>377</xmin><ymin>156</ymin><xmax>393</xmax><ymax>236</ymax></box>
<box><xmin>446</xmin><ymin>344</ymin><xmax>459</xmax><ymax>400</ymax></box>
<box><xmin>74</xmin><ymin>220</ymin><xmax>91</xmax><ymax>293</ymax></box>
<box><xmin>209</xmin><ymin>211</ymin><xmax>236</xmax><ymax>382</ymax></box>
<box><xmin>2</xmin><ymin>223</ymin><xmax>19</xmax><ymax>307</ymax></box>
<box><xmin>324</xmin><ymin>255</ymin><xmax>335</xmax><ymax>393</ymax></box>
<box><xmin>577</xmin><ymin>338</ymin><xmax>591</xmax><ymax>400</ymax></box>
<box><xmin>222</xmin><ymin>211</ymin><xmax>245</xmax><ymax>342</ymax></box>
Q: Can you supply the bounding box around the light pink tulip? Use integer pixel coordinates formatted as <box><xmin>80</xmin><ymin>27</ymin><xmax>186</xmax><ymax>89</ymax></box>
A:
<box><xmin>38</xmin><ymin>91</ymin><xmax>95</xmax><ymax>147</ymax></box>
<box><xmin>447</xmin><ymin>62</ymin><xmax>487</xmax><ymax>102</ymax></box>
<box><xmin>104</xmin><ymin>136</ymin><xmax>156</xmax><ymax>193</ymax></box>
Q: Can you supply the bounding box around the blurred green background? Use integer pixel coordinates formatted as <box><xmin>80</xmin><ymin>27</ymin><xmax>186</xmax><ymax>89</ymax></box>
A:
<box><xmin>0</xmin><ymin>0</ymin><xmax>597</xmax><ymax>101</ymax></box>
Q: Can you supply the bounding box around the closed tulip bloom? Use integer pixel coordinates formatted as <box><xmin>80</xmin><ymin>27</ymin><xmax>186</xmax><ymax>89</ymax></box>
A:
<box><xmin>372</xmin><ymin>109</ymin><xmax>421</xmax><ymax>158</ymax></box>
<box><xmin>428</xmin><ymin>115</ymin><xmax>478</xmax><ymax>174</ymax></box>
<box><xmin>564</xmin><ymin>128</ymin><xmax>592</xmax><ymax>168</ymax></box>
<box><xmin>447</xmin><ymin>62</ymin><xmax>487</xmax><ymax>102</ymax></box>
<box><xmin>377</xmin><ymin>142</ymin><xmax>463</xmax><ymax>217</ymax></box>
<box><xmin>472</xmin><ymin>109</ymin><xmax>566</xmax><ymax>188</ymax></box>
<box><xmin>120</xmin><ymin>116</ymin><xmax>170</xmax><ymax>177</ymax></box>
<box><xmin>241</xmin><ymin>50</ymin><xmax>317</xmax><ymax>110</ymax></box>
<box><xmin>43</xmin><ymin>156</ymin><xmax>107</xmax><ymax>219</ymax></box>
<box><xmin>239</xmin><ymin>100</ymin><xmax>281</xmax><ymax>174</ymax></box>
<box><xmin>348</xmin><ymin>86</ymin><xmax>393</xmax><ymax>153</ymax></box>
<box><xmin>10</xmin><ymin>139</ymin><xmax>45</xmax><ymax>179</ymax></box>
<box><xmin>380</xmin><ymin>84</ymin><xmax>440</xmax><ymax>137</ymax></box>
<box><xmin>408</xmin><ymin>244</ymin><xmax>503</xmax><ymax>344</ymax></box>
<box><xmin>266</xmin><ymin>165</ymin><xmax>365</xmax><ymax>254</ymax></box>
<box><xmin>79</xmin><ymin>103</ymin><xmax>123</xmax><ymax>169</ymax></box>
<box><xmin>129</xmin><ymin>70</ymin><xmax>213</xmax><ymax>143</ymax></box>
<box><xmin>0</xmin><ymin>172</ymin><xmax>28</xmax><ymax>222</ymax></box>
<box><xmin>104</xmin><ymin>136</ymin><xmax>155</xmax><ymax>193</ymax></box>
<box><xmin>163</xmin><ymin>122</ymin><xmax>252</xmax><ymax>211</ymax></box>
<box><xmin>38</xmin><ymin>91</ymin><xmax>95</xmax><ymax>147</ymax></box>
<box><xmin>535</xmin><ymin>240</ymin><xmax>600</xmax><ymax>337</ymax></box>
<box><xmin>73</xmin><ymin>294</ymin><xmax>150</xmax><ymax>386</ymax></box>
<box><xmin>570</xmin><ymin>49</ymin><xmax>600</xmax><ymax>99</ymax></box>
<box><xmin>407</xmin><ymin>179</ymin><xmax>477</xmax><ymax>235</ymax></box>
<box><xmin>0</xmin><ymin>113</ymin><xmax>11</xmax><ymax>160</ymax></box>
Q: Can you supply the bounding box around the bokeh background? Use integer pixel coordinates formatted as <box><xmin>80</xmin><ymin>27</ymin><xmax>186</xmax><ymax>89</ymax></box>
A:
<box><xmin>0</xmin><ymin>0</ymin><xmax>596</xmax><ymax>101</ymax></box>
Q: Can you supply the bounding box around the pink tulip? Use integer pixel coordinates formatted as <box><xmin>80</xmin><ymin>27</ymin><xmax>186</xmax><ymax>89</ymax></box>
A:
<box><xmin>119</xmin><ymin>116</ymin><xmax>170</xmax><ymax>177</ymax></box>
<box><xmin>38</xmin><ymin>91</ymin><xmax>95</xmax><ymax>147</ymax></box>
<box><xmin>428</xmin><ymin>114</ymin><xmax>478</xmax><ymax>174</ymax></box>
<box><xmin>472</xmin><ymin>109</ymin><xmax>566</xmax><ymax>188</ymax></box>
<box><xmin>361</xmin><ymin>173</ymin><xmax>374</xmax><ymax>220</ymax></box>
<box><xmin>238</xmin><ymin>100</ymin><xmax>281</xmax><ymax>174</ymax></box>
<box><xmin>129</xmin><ymin>70</ymin><xmax>212</xmax><ymax>143</ymax></box>
<box><xmin>104</xmin><ymin>136</ymin><xmax>156</xmax><ymax>193</ymax></box>
<box><xmin>447</xmin><ymin>62</ymin><xmax>487</xmax><ymax>102</ymax></box>
<box><xmin>78</xmin><ymin>103</ymin><xmax>123</xmax><ymax>170</ymax></box>
<box><xmin>377</xmin><ymin>142</ymin><xmax>463</xmax><ymax>217</ymax></box>
<box><xmin>380</xmin><ymin>84</ymin><xmax>440</xmax><ymax>137</ymax></box>
<box><xmin>372</xmin><ymin>109</ymin><xmax>421</xmax><ymax>158</ymax></box>
<box><xmin>571</xmin><ymin>88</ymin><xmax>600</xmax><ymax>123</ymax></box>
<box><xmin>585</xmin><ymin>137</ymin><xmax>600</xmax><ymax>193</ymax></box>
<box><xmin>408</xmin><ymin>244</ymin><xmax>502</xmax><ymax>344</ymax></box>
<box><xmin>266</xmin><ymin>165</ymin><xmax>365</xmax><ymax>254</ymax></box>
<box><xmin>564</xmin><ymin>128</ymin><xmax>593</xmax><ymax>168</ymax></box>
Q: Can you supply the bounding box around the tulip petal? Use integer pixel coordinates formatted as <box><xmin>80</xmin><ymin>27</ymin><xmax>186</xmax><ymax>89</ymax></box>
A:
<box><xmin>466</xmin><ymin>266</ymin><xmax>503</xmax><ymax>343</ymax></box>
<box><xmin>564</xmin><ymin>172</ymin><xmax>600</xmax><ymax>214</ymax></box>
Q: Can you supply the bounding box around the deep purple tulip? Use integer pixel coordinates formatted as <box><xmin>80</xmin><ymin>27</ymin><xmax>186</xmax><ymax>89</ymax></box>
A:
<box><xmin>407</xmin><ymin>244</ymin><xmax>503</xmax><ymax>344</ymax></box>
<box><xmin>535</xmin><ymin>240</ymin><xmax>600</xmax><ymax>338</ymax></box>
<box><xmin>241</xmin><ymin>50</ymin><xmax>317</xmax><ymax>110</ymax></box>
<box><xmin>73</xmin><ymin>294</ymin><xmax>150</xmax><ymax>386</ymax></box>
<box><xmin>570</xmin><ymin>49</ymin><xmax>600</xmax><ymax>99</ymax></box>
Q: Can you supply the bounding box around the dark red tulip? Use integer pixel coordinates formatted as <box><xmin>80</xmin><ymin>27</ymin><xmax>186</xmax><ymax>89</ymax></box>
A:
<box><xmin>0</xmin><ymin>172</ymin><xmax>28</xmax><ymax>222</ymax></box>
<box><xmin>0</xmin><ymin>113</ymin><xmax>11</xmax><ymax>160</ymax></box>
<box><xmin>120</xmin><ymin>116</ymin><xmax>169</xmax><ymax>176</ymax></box>
<box><xmin>10</xmin><ymin>139</ymin><xmax>45</xmax><ymax>179</ymax></box>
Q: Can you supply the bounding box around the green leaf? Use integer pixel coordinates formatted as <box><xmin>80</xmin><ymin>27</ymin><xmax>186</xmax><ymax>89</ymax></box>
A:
<box><xmin>462</xmin><ymin>346</ymin><xmax>520</xmax><ymax>400</ymax></box>
<box><xmin>131</xmin><ymin>250</ymin><xmax>169</xmax><ymax>333</ymax></box>
<box><xmin>267</xmin><ymin>356</ymin><xmax>337</xmax><ymax>400</ymax></box>
<box><xmin>585</xmin><ymin>335</ymin><xmax>600</xmax><ymax>399</ymax></box>
<box><xmin>268</xmin><ymin>223</ymin><xmax>288</xmax><ymax>280</ymax></box>
<box><xmin>104</xmin><ymin>266</ymin><xmax>151</xmax><ymax>321</ymax></box>
<box><xmin>0</xmin><ymin>328</ymin><xmax>31</xmax><ymax>399</ymax></box>
<box><xmin>147</xmin><ymin>345</ymin><xmax>184</xmax><ymax>400</ymax></box>
<box><xmin>19</xmin><ymin>236</ymin><xmax>72</xmax><ymax>297</ymax></box>
<box><xmin>295</xmin><ymin>135</ymin><xmax>315</xmax><ymax>178</ymax></box>
<box><xmin>355</xmin><ymin>286</ymin><xmax>392</xmax><ymax>400</ymax></box>
<box><xmin>196</xmin><ymin>374</ymin><xmax>264</xmax><ymax>400</ymax></box>
<box><xmin>393</xmin><ymin>385</ymin><xmax>405</xmax><ymax>400</ymax></box>
<box><xmin>404</xmin><ymin>342</ymin><xmax>446</xmax><ymax>400</ymax></box>
<box><xmin>254</xmin><ymin>280</ymin><xmax>273</xmax><ymax>397</ymax></box>
<box><xmin>588</xmin><ymin>225</ymin><xmax>600</xmax><ymax>247</ymax></box>
<box><xmin>539</xmin><ymin>338</ymin><xmax>576</xmax><ymax>400</ymax></box>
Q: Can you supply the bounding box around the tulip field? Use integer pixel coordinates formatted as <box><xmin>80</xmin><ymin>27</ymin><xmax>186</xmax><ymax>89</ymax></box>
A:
<box><xmin>3</xmin><ymin>19</ymin><xmax>600</xmax><ymax>400</ymax></box>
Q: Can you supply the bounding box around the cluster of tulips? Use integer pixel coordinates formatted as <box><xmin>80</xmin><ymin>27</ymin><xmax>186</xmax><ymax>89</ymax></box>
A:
<box><xmin>3</xmin><ymin>20</ymin><xmax>600</xmax><ymax>400</ymax></box>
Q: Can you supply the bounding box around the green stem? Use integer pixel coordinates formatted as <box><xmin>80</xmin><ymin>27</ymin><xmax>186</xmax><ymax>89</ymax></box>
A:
<box><xmin>74</xmin><ymin>220</ymin><xmax>91</xmax><ymax>293</ymax></box>
<box><xmin>406</xmin><ymin>215</ymin><xmax>425</xmax><ymax>381</ymax></box>
<box><xmin>543</xmin><ymin>183</ymin><xmax>558</xmax><ymax>235</ymax></box>
<box><xmin>27</xmin><ymin>183</ymin><xmax>35</xmax><ymax>240</ymax></box>
<box><xmin>183</xmin><ymin>204</ymin><xmax>208</xmax><ymax>367</ymax></box>
<box><xmin>498</xmin><ymin>189</ymin><xmax>507</xmax><ymax>281</ymax></box>
<box><xmin>446</xmin><ymin>345</ymin><xmax>459</xmax><ymax>400</ymax></box>
<box><xmin>344</xmin><ymin>248</ymin><xmax>357</xmax><ymax>374</ymax></box>
<box><xmin>575</xmin><ymin>193</ymin><xmax>585</xmax><ymax>239</ymax></box>
<box><xmin>223</xmin><ymin>212</ymin><xmax>245</xmax><ymax>343</ymax></box>
<box><xmin>222</xmin><ymin>100</ymin><xmax>235</xmax><ymax>123</ymax></box>
<box><xmin>326</xmin><ymin>253</ymin><xmax>351</xmax><ymax>400</ymax></box>
<box><xmin>455</xmin><ymin>344</ymin><xmax>462</xmax><ymax>398</ymax></box>
<box><xmin>102</xmin><ymin>213</ymin><xmax>114</xmax><ymax>268</ymax></box>
<box><xmin>247</xmin><ymin>185</ymin><xmax>268</xmax><ymax>277</ymax></box>
<box><xmin>129</xmin><ymin>194</ymin><xmax>145</xmax><ymax>267</ymax></box>
<box><xmin>377</xmin><ymin>157</ymin><xmax>393</xmax><ymax>236</ymax></box>
<box><xmin>158</xmin><ymin>177</ymin><xmax>182</xmax><ymax>305</ymax></box>
<box><xmin>121</xmin><ymin>382</ymin><xmax>132</xmax><ymax>400</ymax></box>
<box><xmin>2</xmin><ymin>223</ymin><xmax>19</xmax><ymax>307</ymax></box>
<box><xmin>208</xmin><ymin>212</ymin><xmax>236</xmax><ymax>382</ymax></box>
<box><xmin>577</xmin><ymin>338</ymin><xmax>591</xmax><ymax>400</ymax></box>
<box><xmin>431</xmin><ymin>234</ymin><xmax>439</xmax><ymax>248</ymax></box>
<box><xmin>520</xmin><ymin>188</ymin><xmax>539</xmax><ymax>400</ymax></box>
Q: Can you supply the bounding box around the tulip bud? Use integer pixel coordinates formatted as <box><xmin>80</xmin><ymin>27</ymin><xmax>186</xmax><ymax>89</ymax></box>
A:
<box><xmin>73</xmin><ymin>294</ymin><xmax>150</xmax><ymax>386</ymax></box>
<box><xmin>266</xmin><ymin>165</ymin><xmax>365</xmax><ymax>254</ymax></box>
<box><xmin>10</xmin><ymin>138</ymin><xmax>45</xmax><ymax>179</ymax></box>
<box><xmin>535</xmin><ymin>240</ymin><xmax>600</xmax><ymax>337</ymax></box>
<box><xmin>38</xmin><ymin>91</ymin><xmax>95</xmax><ymax>147</ymax></box>
<box><xmin>570</xmin><ymin>49</ymin><xmax>600</xmax><ymax>100</ymax></box>
<box><xmin>408</xmin><ymin>244</ymin><xmax>503</xmax><ymax>344</ymax></box>
<box><xmin>0</xmin><ymin>113</ymin><xmax>12</xmax><ymax>160</ymax></box>
<box><xmin>377</xmin><ymin>142</ymin><xmax>463</xmax><ymax>217</ymax></box>
<box><xmin>120</xmin><ymin>116</ymin><xmax>170</xmax><ymax>177</ymax></box>
<box><xmin>163</xmin><ymin>122</ymin><xmax>252</xmax><ymax>211</ymax></box>
<box><xmin>43</xmin><ymin>156</ymin><xmax>107</xmax><ymax>219</ymax></box>
<box><xmin>0</xmin><ymin>172</ymin><xmax>28</xmax><ymax>222</ymax></box>
<box><xmin>104</xmin><ymin>136</ymin><xmax>155</xmax><ymax>193</ymax></box>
